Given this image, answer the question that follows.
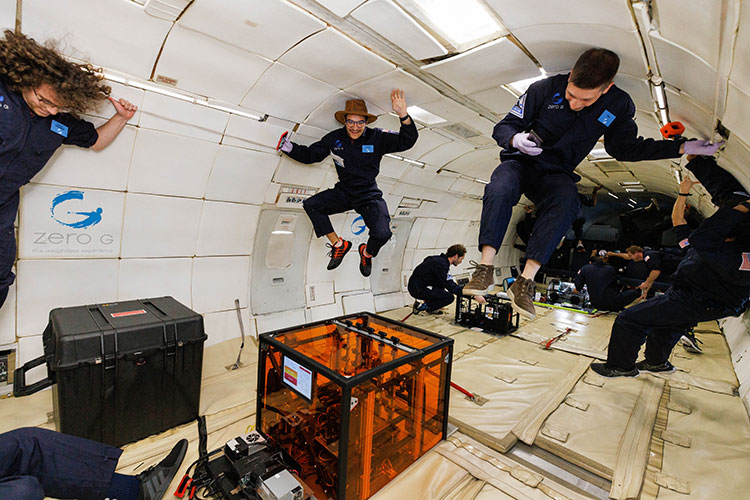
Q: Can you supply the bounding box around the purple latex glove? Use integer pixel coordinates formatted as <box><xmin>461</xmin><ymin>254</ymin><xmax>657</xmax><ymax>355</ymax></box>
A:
<box><xmin>683</xmin><ymin>139</ymin><xmax>724</xmax><ymax>156</ymax></box>
<box><xmin>512</xmin><ymin>132</ymin><xmax>543</xmax><ymax>156</ymax></box>
<box><xmin>276</xmin><ymin>131</ymin><xmax>293</xmax><ymax>153</ymax></box>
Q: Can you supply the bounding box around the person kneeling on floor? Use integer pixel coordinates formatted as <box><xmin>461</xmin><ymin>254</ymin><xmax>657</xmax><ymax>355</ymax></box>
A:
<box><xmin>591</xmin><ymin>200</ymin><xmax>750</xmax><ymax>377</ymax></box>
<box><xmin>409</xmin><ymin>244</ymin><xmax>486</xmax><ymax>315</ymax></box>
<box><xmin>0</xmin><ymin>427</ymin><xmax>187</xmax><ymax>500</ymax></box>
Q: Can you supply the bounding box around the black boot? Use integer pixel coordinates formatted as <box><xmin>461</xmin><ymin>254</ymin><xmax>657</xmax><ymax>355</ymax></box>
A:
<box><xmin>138</xmin><ymin>439</ymin><xmax>188</xmax><ymax>500</ymax></box>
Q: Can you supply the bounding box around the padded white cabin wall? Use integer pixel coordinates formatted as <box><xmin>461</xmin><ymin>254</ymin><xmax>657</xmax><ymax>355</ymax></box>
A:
<box><xmin>250</xmin><ymin>210</ymin><xmax>312</xmax><ymax>315</ymax></box>
<box><xmin>0</xmin><ymin>0</ymin><xmax>14</xmax><ymax>30</ymax></box>
<box><xmin>467</xmin><ymin>87</ymin><xmax>518</xmax><ymax>115</ymax></box>
<box><xmin>0</xmin><ymin>277</ymin><xmax>15</xmax><ymax>346</ymax></box>
<box><xmin>22</xmin><ymin>0</ymin><xmax>171</xmax><ymax>78</ymax></box>
<box><xmin>370</xmin><ymin>218</ymin><xmax>413</xmax><ymax>295</ymax></box>
<box><xmin>202</xmin><ymin>308</ymin><xmax>255</xmax><ymax>348</ymax></box>
<box><xmin>722</xmin><ymin>5</ymin><xmax>750</xmax><ymax>146</ymax></box>
<box><xmin>118</xmin><ymin>258</ymin><xmax>193</xmax><ymax>308</ymax></box>
<box><xmin>345</xmin><ymin>69</ymin><xmax>441</xmax><ymax>111</ymax></box>
<box><xmin>205</xmin><ymin>147</ymin><xmax>277</xmax><ymax>204</ymax></box>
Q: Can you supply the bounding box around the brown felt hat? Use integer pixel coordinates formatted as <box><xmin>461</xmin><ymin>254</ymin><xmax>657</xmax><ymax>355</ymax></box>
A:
<box><xmin>334</xmin><ymin>99</ymin><xmax>377</xmax><ymax>125</ymax></box>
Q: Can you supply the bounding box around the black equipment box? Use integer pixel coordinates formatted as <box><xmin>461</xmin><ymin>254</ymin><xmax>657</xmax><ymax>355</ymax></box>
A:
<box><xmin>455</xmin><ymin>295</ymin><xmax>519</xmax><ymax>335</ymax></box>
<box><xmin>14</xmin><ymin>297</ymin><xmax>206</xmax><ymax>447</ymax></box>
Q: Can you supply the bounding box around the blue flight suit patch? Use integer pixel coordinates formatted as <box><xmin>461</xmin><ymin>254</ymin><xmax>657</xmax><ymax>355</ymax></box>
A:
<box><xmin>509</xmin><ymin>94</ymin><xmax>526</xmax><ymax>118</ymax></box>
<box><xmin>598</xmin><ymin>110</ymin><xmax>616</xmax><ymax>127</ymax></box>
<box><xmin>362</xmin><ymin>144</ymin><xmax>374</xmax><ymax>153</ymax></box>
<box><xmin>51</xmin><ymin>120</ymin><xmax>69</xmax><ymax>137</ymax></box>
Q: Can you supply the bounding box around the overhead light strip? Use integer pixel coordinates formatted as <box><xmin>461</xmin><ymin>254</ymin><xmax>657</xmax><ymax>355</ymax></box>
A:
<box><xmin>102</xmin><ymin>72</ymin><xmax>266</xmax><ymax>122</ymax></box>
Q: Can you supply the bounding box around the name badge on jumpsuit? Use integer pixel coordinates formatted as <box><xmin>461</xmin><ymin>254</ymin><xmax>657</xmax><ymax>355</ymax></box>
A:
<box><xmin>597</xmin><ymin>110</ymin><xmax>616</xmax><ymax>127</ymax></box>
<box><xmin>51</xmin><ymin>120</ymin><xmax>69</xmax><ymax>137</ymax></box>
<box><xmin>362</xmin><ymin>145</ymin><xmax>374</xmax><ymax>153</ymax></box>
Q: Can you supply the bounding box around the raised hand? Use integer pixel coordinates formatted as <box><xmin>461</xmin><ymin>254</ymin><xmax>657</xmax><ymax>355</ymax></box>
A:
<box><xmin>390</xmin><ymin>89</ymin><xmax>408</xmax><ymax>118</ymax></box>
<box><xmin>109</xmin><ymin>96</ymin><xmax>137</xmax><ymax>120</ymax></box>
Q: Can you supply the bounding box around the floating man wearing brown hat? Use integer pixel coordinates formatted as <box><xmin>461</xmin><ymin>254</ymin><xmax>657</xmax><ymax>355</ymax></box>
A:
<box><xmin>277</xmin><ymin>90</ymin><xmax>417</xmax><ymax>276</ymax></box>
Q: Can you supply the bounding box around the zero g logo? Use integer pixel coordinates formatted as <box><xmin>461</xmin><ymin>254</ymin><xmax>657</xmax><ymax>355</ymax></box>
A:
<box><xmin>552</xmin><ymin>92</ymin><xmax>563</xmax><ymax>105</ymax></box>
<box><xmin>50</xmin><ymin>190</ymin><xmax>103</xmax><ymax>229</ymax></box>
<box><xmin>351</xmin><ymin>216</ymin><xmax>366</xmax><ymax>235</ymax></box>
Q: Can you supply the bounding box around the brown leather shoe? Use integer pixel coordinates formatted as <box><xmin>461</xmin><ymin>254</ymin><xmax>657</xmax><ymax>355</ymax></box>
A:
<box><xmin>463</xmin><ymin>261</ymin><xmax>495</xmax><ymax>295</ymax></box>
<box><xmin>507</xmin><ymin>276</ymin><xmax>536</xmax><ymax>320</ymax></box>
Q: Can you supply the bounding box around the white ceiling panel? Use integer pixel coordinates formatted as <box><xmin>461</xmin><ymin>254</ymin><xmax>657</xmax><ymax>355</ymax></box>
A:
<box><xmin>31</xmin><ymin>124</ymin><xmax>135</xmax><ymax>191</ymax></box>
<box><xmin>196</xmin><ymin>202</ymin><xmax>260</xmax><ymax>256</ymax></box>
<box><xmin>436</xmin><ymin>220</ymin><xmax>470</xmax><ymax>249</ymax></box>
<box><xmin>428</xmin><ymin>193</ymin><xmax>460</xmax><ymax>219</ymax></box>
<box><xmin>279</xmin><ymin>28</ymin><xmax>394</xmax><ymax>89</ymax></box>
<box><xmin>379</xmin><ymin>156</ymin><xmax>409</xmax><ymax>179</ymax></box>
<box><xmin>653</xmin><ymin>0</ymin><xmax>722</xmax><ymax>68</ymax></box>
<box><xmin>449</xmin><ymin>177</ymin><xmax>485</xmax><ymax>197</ymax></box>
<box><xmin>717</xmin><ymin>137</ymin><xmax>750</xmax><ymax>194</ymax></box>
<box><xmin>513</xmin><ymin>25</ymin><xmax>647</xmax><ymax>78</ymax></box>
<box><xmin>205</xmin><ymin>146</ymin><xmax>277</xmax><ymax>204</ymax></box>
<box><xmin>722</xmin><ymin>82</ymin><xmax>750</xmax><ymax>146</ymax></box>
<box><xmin>487</xmin><ymin>0</ymin><xmax>633</xmax><ymax>30</ymax></box>
<box><xmin>223</xmin><ymin>115</ymin><xmax>290</xmax><ymax>151</ymax></box>
<box><xmin>118</xmin><ymin>258</ymin><xmax>193</xmax><ymax>307</ymax></box>
<box><xmin>242</xmin><ymin>63</ymin><xmax>339</xmax><ymax>123</ymax></box>
<box><xmin>316</xmin><ymin>0</ymin><xmax>366</xmax><ymax>17</ymax></box>
<box><xmin>418</xmin><ymin>141</ymin><xmax>474</xmax><ymax>167</ymax></box>
<box><xmin>633</xmin><ymin>110</ymin><xmax>662</xmax><ymax>140</ymax></box>
<box><xmin>351</xmin><ymin>0</ymin><xmax>447</xmax><ymax>60</ymax></box>
<box><xmin>155</xmin><ymin>25</ymin><xmax>272</xmax><ymax>103</ymax></box>
<box><xmin>728</xmin><ymin>3</ymin><xmax>750</xmax><ymax>95</ymax></box>
<box><xmin>613</xmin><ymin>74</ymin><xmax>653</xmax><ymax>112</ymax></box>
<box><xmin>422</xmin><ymin>38</ymin><xmax>539</xmax><ymax>94</ymax></box>
<box><xmin>178</xmin><ymin>0</ymin><xmax>325</xmax><ymax>61</ymax></box>
<box><xmin>400</xmin><ymin>167</ymin><xmax>454</xmax><ymax>191</ymax></box>
<box><xmin>139</xmin><ymin>92</ymin><xmax>229</xmax><ymax>143</ymax></box>
<box><xmin>665</xmin><ymin>89</ymin><xmax>714</xmax><ymax>140</ymax></box>
<box><xmin>121</xmin><ymin>194</ymin><xmax>202</xmax><ymax>258</ymax></box>
<box><xmin>462</xmin><ymin>116</ymin><xmax>495</xmax><ymax>137</ymax></box>
<box><xmin>467</xmin><ymin>87</ymin><xmax>518</xmax><ymax>115</ymax></box>
<box><xmin>650</xmin><ymin>32</ymin><xmax>718</xmax><ymax>110</ymax></box>
<box><xmin>303</xmin><ymin>91</ymin><xmax>386</xmax><ymax>132</ymax></box>
<box><xmin>16</xmin><ymin>259</ymin><xmax>118</xmax><ymax>336</ymax></box>
<box><xmin>128</xmin><ymin>129</ymin><xmax>218</xmax><ymax>198</ymax></box>
<box><xmin>417</xmin><ymin>219</ymin><xmax>444</xmax><ymax>249</ymax></box>
<box><xmin>345</xmin><ymin>69</ymin><xmax>442</xmax><ymax>110</ymax></box>
<box><xmin>418</xmin><ymin>98</ymin><xmax>478</xmax><ymax>124</ymax></box>
<box><xmin>403</xmin><ymin>129</ymin><xmax>454</xmax><ymax>158</ymax></box>
<box><xmin>23</xmin><ymin>0</ymin><xmax>171</xmax><ymax>79</ymax></box>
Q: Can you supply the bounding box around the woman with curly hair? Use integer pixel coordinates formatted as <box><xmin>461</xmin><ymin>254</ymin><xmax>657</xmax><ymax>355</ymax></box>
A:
<box><xmin>0</xmin><ymin>30</ymin><xmax>137</xmax><ymax>309</ymax></box>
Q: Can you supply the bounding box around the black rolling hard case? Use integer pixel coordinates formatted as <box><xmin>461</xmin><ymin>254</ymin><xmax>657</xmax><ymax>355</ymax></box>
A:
<box><xmin>14</xmin><ymin>297</ymin><xmax>207</xmax><ymax>447</ymax></box>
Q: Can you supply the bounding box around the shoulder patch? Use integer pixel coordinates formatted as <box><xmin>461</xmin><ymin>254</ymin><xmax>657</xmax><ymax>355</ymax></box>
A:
<box><xmin>509</xmin><ymin>94</ymin><xmax>526</xmax><ymax>119</ymax></box>
<box><xmin>678</xmin><ymin>238</ymin><xmax>690</xmax><ymax>249</ymax></box>
<box><xmin>740</xmin><ymin>253</ymin><xmax>750</xmax><ymax>271</ymax></box>
<box><xmin>597</xmin><ymin>110</ymin><xmax>616</xmax><ymax>127</ymax></box>
<box><xmin>645</xmin><ymin>255</ymin><xmax>650</xmax><ymax>261</ymax></box>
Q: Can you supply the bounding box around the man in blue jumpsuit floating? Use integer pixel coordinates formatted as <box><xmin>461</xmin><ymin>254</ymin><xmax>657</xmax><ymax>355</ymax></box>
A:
<box><xmin>462</xmin><ymin>48</ymin><xmax>722</xmax><ymax>319</ymax></box>
<box><xmin>278</xmin><ymin>90</ymin><xmax>417</xmax><ymax>277</ymax></box>
<box><xmin>0</xmin><ymin>30</ymin><xmax>137</xmax><ymax>310</ymax></box>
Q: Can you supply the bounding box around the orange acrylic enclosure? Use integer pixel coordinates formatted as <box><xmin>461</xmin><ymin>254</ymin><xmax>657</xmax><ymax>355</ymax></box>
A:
<box><xmin>256</xmin><ymin>313</ymin><xmax>453</xmax><ymax>500</ymax></box>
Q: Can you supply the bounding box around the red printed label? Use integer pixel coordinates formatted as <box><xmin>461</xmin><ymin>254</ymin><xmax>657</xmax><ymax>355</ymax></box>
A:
<box><xmin>110</xmin><ymin>309</ymin><xmax>147</xmax><ymax>318</ymax></box>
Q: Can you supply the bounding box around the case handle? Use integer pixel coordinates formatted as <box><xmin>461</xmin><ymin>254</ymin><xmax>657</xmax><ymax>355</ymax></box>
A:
<box><xmin>13</xmin><ymin>354</ymin><xmax>54</xmax><ymax>397</ymax></box>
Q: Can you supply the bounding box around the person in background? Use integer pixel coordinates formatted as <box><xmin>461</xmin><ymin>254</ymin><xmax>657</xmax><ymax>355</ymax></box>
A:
<box><xmin>277</xmin><ymin>90</ymin><xmax>417</xmax><ymax>278</ymax></box>
<box><xmin>0</xmin><ymin>30</ymin><xmax>137</xmax><ymax>311</ymax></box>
<box><xmin>0</xmin><ymin>427</ymin><xmax>187</xmax><ymax>500</ymax></box>
<box><xmin>607</xmin><ymin>245</ymin><xmax>662</xmax><ymax>299</ymax></box>
<box><xmin>409</xmin><ymin>244</ymin><xmax>486</xmax><ymax>315</ymax></box>
<box><xmin>592</xmin><ymin>200</ymin><xmax>750</xmax><ymax>377</ymax></box>
<box><xmin>574</xmin><ymin>253</ymin><xmax>640</xmax><ymax>312</ymax></box>
<box><xmin>462</xmin><ymin>47</ymin><xmax>722</xmax><ymax>320</ymax></box>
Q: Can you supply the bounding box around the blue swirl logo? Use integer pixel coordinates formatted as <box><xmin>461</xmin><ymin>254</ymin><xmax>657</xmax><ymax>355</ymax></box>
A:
<box><xmin>552</xmin><ymin>92</ymin><xmax>563</xmax><ymax>105</ymax></box>
<box><xmin>50</xmin><ymin>190</ymin><xmax>103</xmax><ymax>229</ymax></box>
<box><xmin>351</xmin><ymin>216</ymin><xmax>366</xmax><ymax>235</ymax></box>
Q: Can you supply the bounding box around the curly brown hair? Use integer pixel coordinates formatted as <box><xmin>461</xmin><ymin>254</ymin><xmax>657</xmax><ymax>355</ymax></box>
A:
<box><xmin>0</xmin><ymin>30</ymin><xmax>110</xmax><ymax>114</ymax></box>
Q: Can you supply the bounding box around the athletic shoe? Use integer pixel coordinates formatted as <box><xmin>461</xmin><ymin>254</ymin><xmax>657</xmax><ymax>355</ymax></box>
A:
<box><xmin>507</xmin><ymin>275</ymin><xmax>536</xmax><ymax>320</ymax></box>
<box><xmin>680</xmin><ymin>331</ymin><xmax>703</xmax><ymax>353</ymax></box>
<box><xmin>463</xmin><ymin>261</ymin><xmax>495</xmax><ymax>295</ymax></box>
<box><xmin>326</xmin><ymin>239</ymin><xmax>352</xmax><ymax>270</ymax></box>
<box><xmin>412</xmin><ymin>300</ymin><xmax>428</xmax><ymax>315</ymax></box>
<box><xmin>635</xmin><ymin>359</ymin><xmax>676</xmax><ymax>373</ymax></box>
<box><xmin>591</xmin><ymin>363</ymin><xmax>639</xmax><ymax>378</ymax></box>
<box><xmin>138</xmin><ymin>439</ymin><xmax>188</xmax><ymax>500</ymax></box>
<box><xmin>358</xmin><ymin>243</ymin><xmax>372</xmax><ymax>277</ymax></box>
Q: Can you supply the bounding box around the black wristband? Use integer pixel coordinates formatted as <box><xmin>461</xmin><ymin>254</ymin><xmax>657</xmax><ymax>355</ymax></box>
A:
<box><xmin>399</xmin><ymin>114</ymin><xmax>410</xmax><ymax>122</ymax></box>
<box><xmin>678</xmin><ymin>193</ymin><xmax>691</xmax><ymax>196</ymax></box>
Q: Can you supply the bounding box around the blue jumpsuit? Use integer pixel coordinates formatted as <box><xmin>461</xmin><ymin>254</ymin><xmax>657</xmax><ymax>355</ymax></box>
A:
<box><xmin>575</xmin><ymin>261</ymin><xmax>639</xmax><ymax>311</ymax></box>
<box><xmin>285</xmin><ymin>120</ymin><xmax>418</xmax><ymax>257</ymax></box>
<box><xmin>408</xmin><ymin>254</ymin><xmax>463</xmax><ymax>311</ymax></box>
<box><xmin>0</xmin><ymin>427</ymin><xmax>121</xmax><ymax>500</ymax></box>
<box><xmin>606</xmin><ymin>207</ymin><xmax>750</xmax><ymax>370</ymax></box>
<box><xmin>0</xmin><ymin>79</ymin><xmax>98</xmax><ymax>308</ymax></box>
<box><xmin>481</xmin><ymin>73</ymin><xmax>683</xmax><ymax>265</ymax></box>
